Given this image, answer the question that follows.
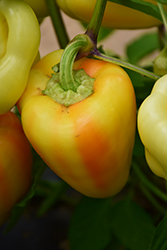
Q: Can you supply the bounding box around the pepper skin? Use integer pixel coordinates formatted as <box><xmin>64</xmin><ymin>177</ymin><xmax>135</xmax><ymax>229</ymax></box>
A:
<box><xmin>56</xmin><ymin>0</ymin><xmax>166</xmax><ymax>29</ymax></box>
<box><xmin>138</xmin><ymin>74</ymin><xmax>167</xmax><ymax>181</ymax></box>
<box><xmin>0</xmin><ymin>111</ymin><xmax>32</xmax><ymax>226</ymax></box>
<box><xmin>24</xmin><ymin>0</ymin><xmax>49</xmax><ymax>18</ymax></box>
<box><xmin>0</xmin><ymin>0</ymin><xmax>40</xmax><ymax>115</ymax></box>
<box><xmin>18</xmin><ymin>49</ymin><xmax>136</xmax><ymax>198</ymax></box>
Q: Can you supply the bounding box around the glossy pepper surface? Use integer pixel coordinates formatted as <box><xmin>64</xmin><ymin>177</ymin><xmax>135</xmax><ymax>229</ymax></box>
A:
<box><xmin>138</xmin><ymin>74</ymin><xmax>167</xmax><ymax>180</ymax></box>
<box><xmin>0</xmin><ymin>111</ymin><xmax>32</xmax><ymax>226</ymax></box>
<box><xmin>0</xmin><ymin>0</ymin><xmax>40</xmax><ymax>115</ymax></box>
<box><xmin>56</xmin><ymin>0</ymin><xmax>166</xmax><ymax>29</ymax></box>
<box><xmin>18</xmin><ymin>49</ymin><xmax>136</xmax><ymax>198</ymax></box>
<box><xmin>24</xmin><ymin>0</ymin><xmax>49</xmax><ymax>18</ymax></box>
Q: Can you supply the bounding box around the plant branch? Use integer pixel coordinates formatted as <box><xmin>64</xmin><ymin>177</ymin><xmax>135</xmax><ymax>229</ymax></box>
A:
<box><xmin>157</xmin><ymin>2</ymin><xmax>167</xmax><ymax>30</ymax></box>
<box><xmin>91</xmin><ymin>48</ymin><xmax>160</xmax><ymax>80</ymax></box>
<box><xmin>85</xmin><ymin>0</ymin><xmax>108</xmax><ymax>44</ymax></box>
<box><xmin>45</xmin><ymin>0</ymin><xmax>69</xmax><ymax>48</ymax></box>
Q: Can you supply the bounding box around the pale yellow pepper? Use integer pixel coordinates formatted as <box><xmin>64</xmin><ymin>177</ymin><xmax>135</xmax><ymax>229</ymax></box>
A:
<box><xmin>0</xmin><ymin>0</ymin><xmax>40</xmax><ymax>115</ymax></box>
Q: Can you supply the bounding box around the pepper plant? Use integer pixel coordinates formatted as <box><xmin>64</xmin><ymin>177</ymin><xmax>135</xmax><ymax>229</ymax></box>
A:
<box><xmin>1</xmin><ymin>0</ymin><xmax>167</xmax><ymax>250</ymax></box>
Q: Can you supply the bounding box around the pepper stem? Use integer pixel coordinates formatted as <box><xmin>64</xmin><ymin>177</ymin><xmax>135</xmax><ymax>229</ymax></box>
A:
<box><xmin>44</xmin><ymin>0</ymin><xmax>69</xmax><ymax>48</ymax></box>
<box><xmin>59</xmin><ymin>34</ymin><xmax>94</xmax><ymax>91</ymax></box>
<box><xmin>85</xmin><ymin>0</ymin><xmax>108</xmax><ymax>44</ymax></box>
<box><xmin>157</xmin><ymin>2</ymin><xmax>167</xmax><ymax>31</ymax></box>
<box><xmin>42</xmin><ymin>34</ymin><xmax>95</xmax><ymax>107</ymax></box>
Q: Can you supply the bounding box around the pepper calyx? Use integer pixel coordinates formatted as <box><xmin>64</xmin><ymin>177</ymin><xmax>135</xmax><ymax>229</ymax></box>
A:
<box><xmin>42</xmin><ymin>68</ymin><xmax>95</xmax><ymax>107</ymax></box>
<box><xmin>42</xmin><ymin>34</ymin><xmax>95</xmax><ymax>106</ymax></box>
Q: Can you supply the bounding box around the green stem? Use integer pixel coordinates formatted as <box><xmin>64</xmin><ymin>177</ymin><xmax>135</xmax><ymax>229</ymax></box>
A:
<box><xmin>45</xmin><ymin>0</ymin><xmax>69</xmax><ymax>48</ymax></box>
<box><xmin>132</xmin><ymin>160</ymin><xmax>167</xmax><ymax>203</ymax></box>
<box><xmin>157</xmin><ymin>2</ymin><xmax>167</xmax><ymax>31</ymax></box>
<box><xmin>59</xmin><ymin>34</ymin><xmax>94</xmax><ymax>91</ymax></box>
<box><xmin>91</xmin><ymin>48</ymin><xmax>160</xmax><ymax>80</ymax></box>
<box><xmin>43</xmin><ymin>34</ymin><xmax>95</xmax><ymax>106</ymax></box>
<box><xmin>85</xmin><ymin>0</ymin><xmax>108</xmax><ymax>44</ymax></box>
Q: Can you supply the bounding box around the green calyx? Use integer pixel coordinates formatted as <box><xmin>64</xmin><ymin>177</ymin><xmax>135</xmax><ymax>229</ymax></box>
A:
<box><xmin>43</xmin><ymin>68</ymin><xmax>95</xmax><ymax>107</ymax></box>
<box><xmin>42</xmin><ymin>34</ymin><xmax>95</xmax><ymax>107</ymax></box>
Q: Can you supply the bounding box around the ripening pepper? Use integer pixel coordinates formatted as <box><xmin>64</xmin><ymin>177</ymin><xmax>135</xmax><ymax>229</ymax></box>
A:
<box><xmin>138</xmin><ymin>74</ymin><xmax>167</xmax><ymax>180</ymax></box>
<box><xmin>0</xmin><ymin>0</ymin><xmax>40</xmax><ymax>115</ymax></box>
<box><xmin>18</xmin><ymin>42</ymin><xmax>136</xmax><ymax>198</ymax></box>
<box><xmin>0</xmin><ymin>111</ymin><xmax>32</xmax><ymax>226</ymax></box>
<box><xmin>56</xmin><ymin>0</ymin><xmax>166</xmax><ymax>29</ymax></box>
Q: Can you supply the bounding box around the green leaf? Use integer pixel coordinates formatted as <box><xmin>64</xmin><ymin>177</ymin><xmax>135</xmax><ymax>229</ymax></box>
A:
<box><xmin>97</xmin><ymin>27</ymin><xmax>114</xmax><ymax>42</ymax></box>
<box><xmin>124</xmin><ymin>66</ymin><xmax>155</xmax><ymax>107</ymax></box>
<box><xmin>108</xmin><ymin>0</ymin><xmax>163</xmax><ymax>21</ymax></box>
<box><xmin>156</xmin><ymin>0</ymin><xmax>167</xmax><ymax>4</ymax></box>
<box><xmin>149</xmin><ymin>213</ymin><xmax>167</xmax><ymax>250</ymax></box>
<box><xmin>126</xmin><ymin>33</ymin><xmax>159</xmax><ymax>64</ymax></box>
<box><xmin>37</xmin><ymin>180</ymin><xmax>69</xmax><ymax>217</ymax></box>
<box><xmin>69</xmin><ymin>196</ymin><xmax>112</xmax><ymax>250</ymax></box>
<box><xmin>110</xmin><ymin>199</ymin><xmax>156</xmax><ymax>250</ymax></box>
<box><xmin>135</xmin><ymin>77</ymin><xmax>155</xmax><ymax>107</ymax></box>
<box><xmin>124</xmin><ymin>68</ymin><xmax>144</xmax><ymax>87</ymax></box>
